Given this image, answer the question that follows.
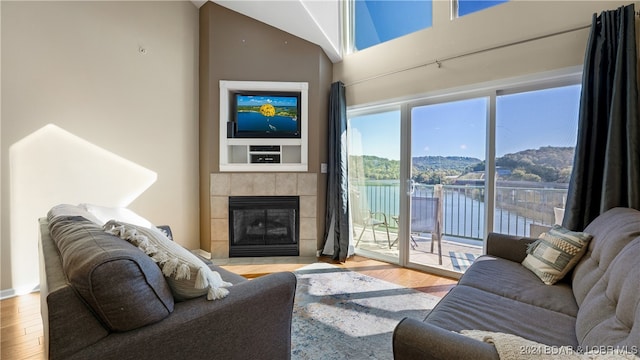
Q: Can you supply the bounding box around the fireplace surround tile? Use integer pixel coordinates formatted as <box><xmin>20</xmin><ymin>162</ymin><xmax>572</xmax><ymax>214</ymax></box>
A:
<box><xmin>210</xmin><ymin>219</ymin><xmax>228</xmax><ymax>241</ymax></box>
<box><xmin>299</xmin><ymin>239</ymin><xmax>317</xmax><ymax>258</ymax></box>
<box><xmin>210</xmin><ymin>196</ymin><xmax>228</xmax><ymax>218</ymax></box>
<box><xmin>229</xmin><ymin>173</ymin><xmax>277</xmax><ymax>196</ymax></box>
<box><xmin>229</xmin><ymin>173</ymin><xmax>257</xmax><ymax>195</ymax></box>
<box><xmin>275</xmin><ymin>173</ymin><xmax>298</xmax><ymax>195</ymax></box>
<box><xmin>300</xmin><ymin>217</ymin><xmax>317</xmax><ymax>240</ymax></box>
<box><xmin>210</xmin><ymin>240</ymin><xmax>228</xmax><ymax>259</ymax></box>
<box><xmin>297</xmin><ymin>173</ymin><xmax>317</xmax><ymax>195</ymax></box>
<box><xmin>299</xmin><ymin>196</ymin><xmax>316</xmax><ymax>218</ymax></box>
<box><xmin>210</xmin><ymin>173</ymin><xmax>230</xmax><ymax>195</ymax></box>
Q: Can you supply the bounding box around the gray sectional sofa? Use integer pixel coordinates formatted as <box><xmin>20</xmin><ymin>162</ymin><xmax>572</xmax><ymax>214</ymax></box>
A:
<box><xmin>39</xmin><ymin>205</ymin><xmax>297</xmax><ymax>360</ymax></box>
<box><xmin>393</xmin><ymin>207</ymin><xmax>640</xmax><ymax>359</ymax></box>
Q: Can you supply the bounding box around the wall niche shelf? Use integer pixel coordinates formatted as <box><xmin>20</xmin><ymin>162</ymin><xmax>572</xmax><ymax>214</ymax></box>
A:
<box><xmin>219</xmin><ymin>80</ymin><xmax>308</xmax><ymax>172</ymax></box>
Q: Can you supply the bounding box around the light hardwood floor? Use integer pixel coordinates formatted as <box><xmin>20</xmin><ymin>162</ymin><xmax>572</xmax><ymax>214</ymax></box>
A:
<box><xmin>0</xmin><ymin>256</ymin><xmax>456</xmax><ymax>360</ymax></box>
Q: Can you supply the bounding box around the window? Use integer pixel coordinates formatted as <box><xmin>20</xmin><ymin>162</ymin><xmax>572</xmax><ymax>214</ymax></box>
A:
<box><xmin>352</xmin><ymin>0</ymin><xmax>432</xmax><ymax>51</ymax></box>
<box><xmin>455</xmin><ymin>0</ymin><xmax>508</xmax><ymax>17</ymax></box>
<box><xmin>495</xmin><ymin>85</ymin><xmax>581</xmax><ymax>235</ymax></box>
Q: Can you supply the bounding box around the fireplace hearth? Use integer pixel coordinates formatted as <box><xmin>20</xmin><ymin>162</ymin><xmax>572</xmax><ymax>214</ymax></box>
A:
<box><xmin>229</xmin><ymin>196</ymin><xmax>299</xmax><ymax>257</ymax></box>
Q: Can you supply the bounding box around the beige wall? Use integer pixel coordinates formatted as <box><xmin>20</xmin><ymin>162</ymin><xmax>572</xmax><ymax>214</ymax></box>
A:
<box><xmin>334</xmin><ymin>1</ymin><xmax>639</xmax><ymax>106</ymax></box>
<box><xmin>1</xmin><ymin>1</ymin><xmax>199</xmax><ymax>295</ymax></box>
<box><xmin>199</xmin><ymin>2</ymin><xmax>332</xmax><ymax>252</ymax></box>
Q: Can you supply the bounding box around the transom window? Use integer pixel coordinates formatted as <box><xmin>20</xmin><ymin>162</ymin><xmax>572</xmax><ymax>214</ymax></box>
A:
<box><xmin>348</xmin><ymin>0</ymin><xmax>509</xmax><ymax>53</ymax></box>
<box><xmin>455</xmin><ymin>0</ymin><xmax>508</xmax><ymax>18</ymax></box>
<box><xmin>352</xmin><ymin>0</ymin><xmax>433</xmax><ymax>52</ymax></box>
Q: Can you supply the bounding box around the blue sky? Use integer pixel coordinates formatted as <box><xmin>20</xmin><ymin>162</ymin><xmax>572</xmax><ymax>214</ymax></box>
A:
<box><xmin>349</xmin><ymin>84</ymin><xmax>581</xmax><ymax>161</ymax></box>
<box><xmin>237</xmin><ymin>95</ymin><xmax>297</xmax><ymax>107</ymax></box>
<box><xmin>355</xmin><ymin>0</ymin><xmax>432</xmax><ymax>50</ymax></box>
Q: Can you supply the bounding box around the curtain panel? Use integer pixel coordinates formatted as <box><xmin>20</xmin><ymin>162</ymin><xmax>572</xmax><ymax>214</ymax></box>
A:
<box><xmin>322</xmin><ymin>81</ymin><xmax>351</xmax><ymax>262</ymax></box>
<box><xmin>564</xmin><ymin>4</ymin><xmax>639</xmax><ymax>231</ymax></box>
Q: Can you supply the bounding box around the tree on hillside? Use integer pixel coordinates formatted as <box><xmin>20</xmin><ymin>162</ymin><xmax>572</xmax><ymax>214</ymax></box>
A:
<box><xmin>497</xmin><ymin>146</ymin><xmax>574</xmax><ymax>183</ymax></box>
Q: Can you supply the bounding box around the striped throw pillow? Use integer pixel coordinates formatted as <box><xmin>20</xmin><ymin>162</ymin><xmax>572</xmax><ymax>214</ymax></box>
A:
<box><xmin>522</xmin><ymin>225</ymin><xmax>593</xmax><ymax>285</ymax></box>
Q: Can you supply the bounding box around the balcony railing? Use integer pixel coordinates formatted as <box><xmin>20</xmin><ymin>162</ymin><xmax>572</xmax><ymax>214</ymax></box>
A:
<box><xmin>352</xmin><ymin>181</ymin><xmax>567</xmax><ymax>241</ymax></box>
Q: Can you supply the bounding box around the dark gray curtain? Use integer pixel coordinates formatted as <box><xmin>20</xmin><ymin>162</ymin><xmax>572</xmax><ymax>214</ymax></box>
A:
<box><xmin>323</xmin><ymin>81</ymin><xmax>350</xmax><ymax>262</ymax></box>
<box><xmin>564</xmin><ymin>4</ymin><xmax>639</xmax><ymax>231</ymax></box>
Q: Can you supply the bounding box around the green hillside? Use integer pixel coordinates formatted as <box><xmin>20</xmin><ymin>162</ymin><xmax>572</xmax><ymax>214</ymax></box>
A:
<box><xmin>349</xmin><ymin>146</ymin><xmax>574</xmax><ymax>183</ymax></box>
<box><xmin>497</xmin><ymin>146</ymin><xmax>574</xmax><ymax>183</ymax></box>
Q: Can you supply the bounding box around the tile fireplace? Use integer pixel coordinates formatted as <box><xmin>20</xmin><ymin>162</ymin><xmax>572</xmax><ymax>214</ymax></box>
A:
<box><xmin>210</xmin><ymin>173</ymin><xmax>317</xmax><ymax>258</ymax></box>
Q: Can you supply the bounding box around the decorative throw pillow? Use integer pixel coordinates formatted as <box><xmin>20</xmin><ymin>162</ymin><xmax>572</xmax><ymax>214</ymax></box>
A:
<box><xmin>104</xmin><ymin>220</ymin><xmax>232</xmax><ymax>301</ymax></box>
<box><xmin>522</xmin><ymin>225</ymin><xmax>593</xmax><ymax>285</ymax></box>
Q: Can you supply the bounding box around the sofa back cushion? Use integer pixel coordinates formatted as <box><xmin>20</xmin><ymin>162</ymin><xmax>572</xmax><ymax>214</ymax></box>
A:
<box><xmin>571</xmin><ymin>207</ymin><xmax>640</xmax><ymax>349</ymax></box>
<box><xmin>48</xmin><ymin>214</ymin><xmax>175</xmax><ymax>332</ymax></box>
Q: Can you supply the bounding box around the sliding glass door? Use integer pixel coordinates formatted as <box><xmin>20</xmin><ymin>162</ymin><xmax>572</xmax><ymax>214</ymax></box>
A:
<box><xmin>406</xmin><ymin>97</ymin><xmax>488</xmax><ymax>275</ymax></box>
<box><xmin>346</xmin><ymin>71</ymin><xmax>582</xmax><ymax>275</ymax></box>
<box><xmin>348</xmin><ymin>107</ymin><xmax>401</xmax><ymax>264</ymax></box>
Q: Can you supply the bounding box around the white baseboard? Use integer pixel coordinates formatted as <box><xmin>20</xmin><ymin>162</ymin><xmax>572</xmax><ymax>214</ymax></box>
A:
<box><xmin>0</xmin><ymin>285</ymin><xmax>40</xmax><ymax>300</ymax></box>
<box><xmin>0</xmin><ymin>288</ymin><xmax>18</xmax><ymax>300</ymax></box>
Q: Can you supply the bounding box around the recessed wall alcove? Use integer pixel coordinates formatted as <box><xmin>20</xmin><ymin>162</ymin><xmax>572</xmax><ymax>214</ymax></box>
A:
<box><xmin>198</xmin><ymin>1</ymin><xmax>332</xmax><ymax>254</ymax></box>
<box><xmin>219</xmin><ymin>80</ymin><xmax>309</xmax><ymax>172</ymax></box>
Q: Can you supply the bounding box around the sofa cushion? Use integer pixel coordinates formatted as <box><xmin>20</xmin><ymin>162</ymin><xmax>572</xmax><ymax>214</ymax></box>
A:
<box><xmin>521</xmin><ymin>225</ymin><xmax>593</xmax><ymax>285</ymax></box>
<box><xmin>458</xmin><ymin>256</ymin><xmax>578</xmax><ymax>317</ymax></box>
<box><xmin>574</xmin><ymin>209</ymin><xmax>640</xmax><ymax>353</ymax></box>
<box><xmin>424</xmin><ymin>284</ymin><xmax>578</xmax><ymax>348</ymax></box>
<box><xmin>576</xmin><ymin>232</ymin><xmax>640</xmax><ymax>349</ymax></box>
<box><xmin>571</xmin><ymin>208</ymin><xmax>640</xmax><ymax>350</ymax></box>
<box><xmin>572</xmin><ymin>208</ymin><xmax>640</xmax><ymax>305</ymax></box>
<box><xmin>104</xmin><ymin>220</ymin><xmax>232</xmax><ymax>301</ymax></box>
<box><xmin>48</xmin><ymin>215</ymin><xmax>174</xmax><ymax>332</ymax></box>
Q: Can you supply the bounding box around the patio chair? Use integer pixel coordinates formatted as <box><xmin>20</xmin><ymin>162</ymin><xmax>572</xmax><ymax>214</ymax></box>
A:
<box><xmin>410</xmin><ymin>196</ymin><xmax>442</xmax><ymax>265</ymax></box>
<box><xmin>352</xmin><ymin>195</ymin><xmax>392</xmax><ymax>248</ymax></box>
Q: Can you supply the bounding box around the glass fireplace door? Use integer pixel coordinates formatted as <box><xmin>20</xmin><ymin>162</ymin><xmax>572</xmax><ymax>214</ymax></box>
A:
<box><xmin>229</xmin><ymin>196</ymin><xmax>299</xmax><ymax>257</ymax></box>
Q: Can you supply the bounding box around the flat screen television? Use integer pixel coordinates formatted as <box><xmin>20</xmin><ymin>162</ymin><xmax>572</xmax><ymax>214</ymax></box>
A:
<box><xmin>231</xmin><ymin>91</ymin><xmax>301</xmax><ymax>138</ymax></box>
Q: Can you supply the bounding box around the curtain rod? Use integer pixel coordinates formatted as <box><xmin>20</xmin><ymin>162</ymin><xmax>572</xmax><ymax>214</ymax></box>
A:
<box><xmin>344</xmin><ymin>24</ymin><xmax>592</xmax><ymax>88</ymax></box>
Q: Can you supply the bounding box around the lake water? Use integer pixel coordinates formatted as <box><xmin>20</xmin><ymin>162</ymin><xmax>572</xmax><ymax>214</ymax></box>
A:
<box><xmin>355</xmin><ymin>181</ymin><xmax>553</xmax><ymax>240</ymax></box>
<box><xmin>237</xmin><ymin>112</ymin><xmax>298</xmax><ymax>133</ymax></box>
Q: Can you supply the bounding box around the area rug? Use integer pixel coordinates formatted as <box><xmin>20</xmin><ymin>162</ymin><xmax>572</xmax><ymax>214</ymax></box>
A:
<box><xmin>291</xmin><ymin>262</ymin><xmax>442</xmax><ymax>360</ymax></box>
<box><xmin>449</xmin><ymin>251</ymin><xmax>478</xmax><ymax>272</ymax></box>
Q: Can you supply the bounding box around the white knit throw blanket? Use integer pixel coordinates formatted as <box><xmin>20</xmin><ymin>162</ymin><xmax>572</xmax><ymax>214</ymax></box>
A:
<box><xmin>460</xmin><ymin>330</ymin><xmax>638</xmax><ymax>360</ymax></box>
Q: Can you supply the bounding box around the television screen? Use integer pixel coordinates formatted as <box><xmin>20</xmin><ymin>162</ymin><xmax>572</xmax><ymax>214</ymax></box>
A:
<box><xmin>233</xmin><ymin>91</ymin><xmax>301</xmax><ymax>138</ymax></box>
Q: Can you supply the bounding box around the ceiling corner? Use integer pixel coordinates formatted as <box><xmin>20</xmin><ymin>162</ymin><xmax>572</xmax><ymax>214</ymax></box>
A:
<box><xmin>211</xmin><ymin>0</ymin><xmax>343</xmax><ymax>63</ymax></box>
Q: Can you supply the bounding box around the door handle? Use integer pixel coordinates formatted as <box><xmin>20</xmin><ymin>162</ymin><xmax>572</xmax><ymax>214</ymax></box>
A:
<box><xmin>407</xmin><ymin>179</ymin><xmax>415</xmax><ymax>196</ymax></box>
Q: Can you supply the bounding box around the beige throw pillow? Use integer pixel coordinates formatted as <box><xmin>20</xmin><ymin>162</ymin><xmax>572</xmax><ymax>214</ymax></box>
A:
<box><xmin>105</xmin><ymin>220</ymin><xmax>232</xmax><ymax>300</ymax></box>
<box><xmin>522</xmin><ymin>225</ymin><xmax>593</xmax><ymax>285</ymax></box>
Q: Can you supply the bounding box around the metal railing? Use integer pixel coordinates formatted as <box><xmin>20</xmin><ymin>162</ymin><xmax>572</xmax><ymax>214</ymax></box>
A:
<box><xmin>352</xmin><ymin>181</ymin><xmax>567</xmax><ymax>241</ymax></box>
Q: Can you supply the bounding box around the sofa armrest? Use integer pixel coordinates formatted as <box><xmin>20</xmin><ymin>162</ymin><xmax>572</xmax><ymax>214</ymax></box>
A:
<box><xmin>485</xmin><ymin>232</ymin><xmax>537</xmax><ymax>263</ymax></box>
<box><xmin>393</xmin><ymin>318</ymin><xmax>499</xmax><ymax>360</ymax></box>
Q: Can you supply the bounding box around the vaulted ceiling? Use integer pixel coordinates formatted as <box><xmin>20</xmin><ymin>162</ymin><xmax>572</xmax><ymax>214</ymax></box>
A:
<box><xmin>193</xmin><ymin>0</ymin><xmax>343</xmax><ymax>63</ymax></box>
